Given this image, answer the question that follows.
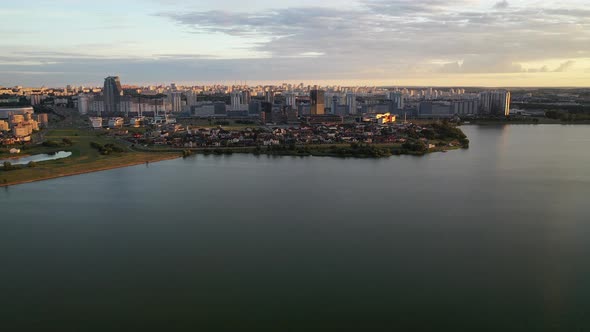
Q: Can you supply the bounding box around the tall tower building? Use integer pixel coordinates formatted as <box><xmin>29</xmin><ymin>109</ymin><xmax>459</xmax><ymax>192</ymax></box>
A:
<box><xmin>241</xmin><ymin>90</ymin><xmax>251</xmax><ymax>105</ymax></box>
<box><xmin>78</xmin><ymin>94</ymin><xmax>92</xmax><ymax>115</ymax></box>
<box><xmin>231</xmin><ymin>91</ymin><xmax>243</xmax><ymax>111</ymax></box>
<box><xmin>186</xmin><ymin>91</ymin><xmax>199</xmax><ymax>107</ymax></box>
<box><xmin>170</xmin><ymin>92</ymin><xmax>183</xmax><ymax>113</ymax></box>
<box><xmin>284</xmin><ymin>92</ymin><xmax>296</xmax><ymax>107</ymax></box>
<box><xmin>346</xmin><ymin>93</ymin><xmax>357</xmax><ymax>115</ymax></box>
<box><xmin>387</xmin><ymin>91</ymin><xmax>404</xmax><ymax>111</ymax></box>
<box><xmin>265</xmin><ymin>90</ymin><xmax>275</xmax><ymax>104</ymax></box>
<box><xmin>310</xmin><ymin>89</ymin><xmax>325</xmax><ymax>115</ymax></box>
<box><xmin>103</xmin><ymin>76</ymin><xmax>122</xmax><ymax>113</ymax></box>
<box><xmin>331</xmin><ymin>95</ymin><xmax>340</xmax><ymax>114</ymax></box>
<box><xmin>479</xmin><ymin>91</ymin><xmax>511</xmax><ymax>116</ymax></box>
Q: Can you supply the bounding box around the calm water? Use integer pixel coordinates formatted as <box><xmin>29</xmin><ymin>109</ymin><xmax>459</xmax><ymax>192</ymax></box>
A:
<box><xmin>0</xmin><ymin>151</ymin><xmax>72</xmax><ymax>165</ymax></box>
<box><xmin>1</xmin><ymin>125</ymin><xmax>590</xmax><ymax>331</ymax></box>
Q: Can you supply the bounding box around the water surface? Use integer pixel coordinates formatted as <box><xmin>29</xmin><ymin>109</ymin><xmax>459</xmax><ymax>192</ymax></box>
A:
<box><xmin>1</xmin><ymin>125</ymin><xmax>589</xmax><ymax>331</ymax></box>
<box><xmin>0</xmin><ymin>150</ymin><xmax>72</xmax><ymax>165</ymax></box>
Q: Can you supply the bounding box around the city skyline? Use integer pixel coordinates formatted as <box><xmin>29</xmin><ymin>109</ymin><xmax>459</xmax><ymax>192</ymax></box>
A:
<box><xmin>1</xmin><ymin>0</ymin><xmax>590</xmax><ymax>87</ymax></box>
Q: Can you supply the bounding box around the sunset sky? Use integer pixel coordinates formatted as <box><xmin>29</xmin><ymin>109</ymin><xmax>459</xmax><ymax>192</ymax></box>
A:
<box><xmin>1</xmin><ymin>0</ymin><xmax>589</xmax><ymax>87</ymax></box>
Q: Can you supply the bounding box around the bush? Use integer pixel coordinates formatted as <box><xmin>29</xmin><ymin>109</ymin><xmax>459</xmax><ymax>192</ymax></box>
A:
<box><xmin>90</xmin><ymin>142</ymin><xmax>125</xmax><ymax>155</ymax></box>
<box><xmin>402</xmin><ymin>140</ymin><xmax>427</xmax><ymax>153</ymax></box>
<box><xmin>2</xmin><ymin>161</ymin><xmax>14</xmax><ymax>171</ymax></box>
<box><xmin>42</xmin><ymin>140</ymin><xmax>61</xmax><ymax>147</ymax></box>
<box><xmin>28</xmin><ymin>161</ymin><xmax>37</xmax><ymax>168</ymax></box>
<box><xmin>62</xmin><ymin>138</ymin><xmax>73</xmax><ymax>146</ymax></box>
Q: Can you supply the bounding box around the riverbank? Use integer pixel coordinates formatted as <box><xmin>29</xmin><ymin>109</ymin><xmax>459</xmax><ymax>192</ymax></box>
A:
<box><xmin>1</xmin><ymin>123</ymin><xmax>467</xmax><ymax>186</ymax></box>
<box><xmin>1</xmin><ymin>129</ymin><xmax>181</xmax><ymax>187</ymax></box>
<box><xmin>135</xmin><ymin>141</ymin><xmax>465</xmax><ymax>158</ymax></box>
<box><xmin>462</xmin><ymin>118</ymin><xmax>590</xmax><ymax>125</ymax></box>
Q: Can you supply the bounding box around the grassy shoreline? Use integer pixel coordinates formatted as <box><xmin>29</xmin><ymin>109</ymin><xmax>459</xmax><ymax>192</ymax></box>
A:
<box><xmin>1</xmin><ymin>124</ymin><xmax>467</xmax><ymax>186</ymax></box>
<box><xmin>136</xmin><ymin>142</ymin><xmax>463</xmax><ymax>158</ymax></box>
<box><xmin>1</xmin><ymin>129</ymin><xmax>181</xmax><ymax>187</ymax></box>
<box><xmin>0</xmin><ymin>154</ymin><xmax>179</xmax><ymax>187</ymax></box>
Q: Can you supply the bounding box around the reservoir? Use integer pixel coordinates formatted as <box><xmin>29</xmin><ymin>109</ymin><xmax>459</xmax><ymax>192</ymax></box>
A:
<box><xmin>0</xmin><ymin>150</ymin><xmax>72</xmax><ymax>165</ymax></box>
<box><xmin>1</xmin><ymin>125</ymin><xmax>589</xmax><ymax>331</ymax></box>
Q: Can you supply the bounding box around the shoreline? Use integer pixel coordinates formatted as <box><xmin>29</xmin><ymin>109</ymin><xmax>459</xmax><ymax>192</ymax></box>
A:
<box><xmin>1</xmin><ymin>154</ymin><xmax>180</xmax><ymax>188</ymax></box>
<box><xmin>1</xmin><ymin>146</ymin><xmax>461</xmax><ymax>187</ymax></box>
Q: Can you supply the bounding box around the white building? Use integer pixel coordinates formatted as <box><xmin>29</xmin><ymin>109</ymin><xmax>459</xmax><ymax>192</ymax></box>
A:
<box><xmin>78</xmin><ymin>94</ymin><xmax>92</xmax><ymax>115</ymax></box>
<box><xmin>89</xmin><ymin>117</ymin><xmax>103</xmax><ymax>129</ymax></box>
<box><xmin>170</xmin><ymin>92</ymin><xmax>183</xmax><ymax>113</ymax></box>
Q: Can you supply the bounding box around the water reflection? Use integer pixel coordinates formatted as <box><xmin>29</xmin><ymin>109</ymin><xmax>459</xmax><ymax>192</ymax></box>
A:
<box><xmin>0</xmin><ymin>151</ymin><xmax>72</xmax><ymax>165</ymax></box>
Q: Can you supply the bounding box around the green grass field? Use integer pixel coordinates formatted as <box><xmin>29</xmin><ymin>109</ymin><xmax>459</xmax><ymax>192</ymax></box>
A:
<box><xmin>1</xmin><ymin>129</ymin><xmax>180</xmax><ymax>186</ymax></box>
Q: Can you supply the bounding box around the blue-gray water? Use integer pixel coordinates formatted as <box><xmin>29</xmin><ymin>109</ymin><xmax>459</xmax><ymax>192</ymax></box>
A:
<box><xmin>1</xmin><ymin>125</ymin><xmax>590</xmax><ymax>331</ymax></box>
<box><xmin>0</xmin><ymin>151</ymin><xmax>72</xmax><ymax>165</ymax></box>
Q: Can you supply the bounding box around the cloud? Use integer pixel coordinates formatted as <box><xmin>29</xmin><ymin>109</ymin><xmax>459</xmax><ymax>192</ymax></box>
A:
<box><xmin>493</xmin><ymin>0</ymin><xmax>509</xmax><ymax>9</ymax></box>
<box><xmin>527</xmin><ymin>66</ymin><xmax>549</xmax><ymax>73</ymax></box>
<box><xmin>554</xmin><ymin>60</ymin><xmax>575</xmax><ymax>72</ymax></box>
<box><xmin>440</xmin><ymin>57</ymin><xmax>523</xmax><ymax>73</ymax></box>
<box><xmin>159</xmin><ymin>1</ymin><xmax>590</xmax><ymax>65</ymax></box>
<box><xmin>4</xmin><ymin>0</ymin><xmax>590</xmax><ymax>85</ymax></box>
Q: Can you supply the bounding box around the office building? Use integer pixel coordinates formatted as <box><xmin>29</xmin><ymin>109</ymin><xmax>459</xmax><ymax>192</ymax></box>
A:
<box><xmin>170</xmin><ymin>92</ymin><xmax>183</xmax><ymax>113</ymax></box>
<box><xmin>387</xmin><ymin>91</ymin><xmax>404</xmax><ymax>111</ymax></box>
<box><xmin>346</xmin><ymin>93</ymin><xmax>357</xmax><ymax>115</ymax></box>
<box><xmin>265</xmin><ymin>90</ymin><xmax>275</xmax><ymax>104</ymax></box>
<box><xmin>231</xmin><ymin>91</ymin><xmax>242</xmax><ymax>111</ymax></box>
<box><xmin>284</xmin><ymin>92</ymin><xmax>296</xmax><ymax>107</ymax></box>
<box><xmin>479</xmin><ymin>91</ymin><xmax>511</xmax><ymax>116</ymax></box>
<box><xmin>78</xmin><ymin>94</ymin><xmax>92</xmax><ymax>115</ymax></box>
<box><xmin>103</xmin><ymin>76</ymin><xmax>122</xmax><ymax>113</ymax></box>
<box><xmin>186</xmin><ymin>91</ymin><xmax>199</xmax><ymax>108</ymax></box>
<box><xmin>310</xmin><ymin>89</ymin><xmax>325</xmax><ymax>115</ymax></box>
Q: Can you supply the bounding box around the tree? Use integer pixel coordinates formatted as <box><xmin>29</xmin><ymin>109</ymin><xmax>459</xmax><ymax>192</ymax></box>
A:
<box><xmin>3</xmin><ymin>161</ymin><xmax>12</xmax><ymax>170</ymax></box>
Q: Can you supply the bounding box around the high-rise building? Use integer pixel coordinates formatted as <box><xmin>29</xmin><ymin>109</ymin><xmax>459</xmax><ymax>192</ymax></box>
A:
<box><xmin>186</xmin><ymin>91</ymin><xmax>199</xmax><ymax>108</ymax></box>
<box><xmin>310</xmin><ymin>89</ymin><xmax>325</xmax><ymax>115</ymax></box>
<box><xmin>241</xmin><ymin>90</ymin><xmax>251</xmax><ymax>105</ymax></box>
<box><xmin>284</xmin><ymin>92</ymin><xmax>296</xmax><ymax>107</ymax></box>
<box><xmin>479</xmin><ymin>91</ymin><xmax>511</xmax><ymax>116</ymax></box>
<box><xmin>452</xmin><ymin>100</ymin><xmax>479</xmax><ymax>115</ymax></box>
<box><xmin>170</xmin><ymin>92</ymin><xmax>183</xmax><ymax>113</ymax></box>
<box><xmin>103</xmin><ymin>76</ymin><xmax>122</xmax><ymax>113</ymax></box>
<box><xmin>261</xmin><ymin>102</ymin><xmax>272</xmax><ymax>123</ymax></box>
<box><xmin>346</xmin><ymin>93</ymin><xmax>357</xmax><ymax>115</ymax></box>
<box><xmin>78</xmin><ymin>94</ymin><xmax>92</xmax><ymax>115</ymax></box>
<box><xmin>29</xmin><ymin>94</ymin><xmax>43</xmax><ymax>106</ymax></box>
<box><xmin>265</xmin><ymin>90</ymin><xmax>275</xmax><ymax>104</ymax></box>
<box><xmin>387</xmin><ymin>91</ymin><xmax>404</xmax><ymax>111</ymax></box>
<box><xmin>248</xmin><ymin>100</ymin><xmax>261</xmax><ymax>115</ymax></box>
<box><xmin>231</xmin><ymin>91</ymin><xmax>242</xmax><ymax>110</ymax></box>
<box><xmin>331</xmin><ymin>95</ymin><xmax>340</xmax><ymax>114</ymax></box>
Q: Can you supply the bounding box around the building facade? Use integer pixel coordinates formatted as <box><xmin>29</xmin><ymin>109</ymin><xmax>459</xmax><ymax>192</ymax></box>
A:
<box><xmin>479</xmin><ymin>91</ymin><xmax>511</xmax><ymax>116</ymax></box>
<box><xmin>103</xmin><ymin>76</ymin><xmax>122</xmax><ymax>113</ymax></box>
<box><xmin>310</xmin><ymin>89</ymin><xmax>325</xmax><ymax>115</ymax></box>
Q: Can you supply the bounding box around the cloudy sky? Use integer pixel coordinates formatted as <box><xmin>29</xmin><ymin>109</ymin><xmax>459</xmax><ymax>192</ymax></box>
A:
<box><xmin>1</xmin><ymin>0</ymin><xmax>589</xmax><ymax>87</ymax></box>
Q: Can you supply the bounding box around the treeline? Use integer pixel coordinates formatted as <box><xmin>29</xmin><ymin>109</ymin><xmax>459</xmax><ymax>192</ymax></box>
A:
<box><xmin>545</xmin><ymin>110</ymin><xmax>590</xmax><ymax>122</ymax></box>
<box><xmin>423</xmin><ymin>122</ymin><xmax>469</xmax><ymax>148</ymax></box>
<box><xmin>42</xmin><ymin>138</ymin><xmax>73</xmax><ymax>148</ymax></box>
<box><xmin>1</xmin><ymin>161</ymin><xmax>37</xmax><ymax>171</ymax></box>
<box><xmin>514</xmin><ymin>102</ymin><xmax>590</xmax><ymax>113</ymax></box>
<box><xmin>90</xmin><ymin>142</ymin><xmax>125</xmax><ymax>155</ymax></box>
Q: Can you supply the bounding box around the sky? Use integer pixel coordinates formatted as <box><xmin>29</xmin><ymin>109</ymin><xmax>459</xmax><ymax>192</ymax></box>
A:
<box><xmin>1</xmin><ymin>0</ymin><xmax>589</xmax><ymax>87</ymax></box>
